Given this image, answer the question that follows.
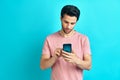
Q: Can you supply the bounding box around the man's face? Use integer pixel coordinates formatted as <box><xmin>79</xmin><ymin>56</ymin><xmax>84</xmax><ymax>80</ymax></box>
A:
<box><xmin>61</xmin><ymin>14</ymin><xmax>77</xmax><ymax>34</ymax></box>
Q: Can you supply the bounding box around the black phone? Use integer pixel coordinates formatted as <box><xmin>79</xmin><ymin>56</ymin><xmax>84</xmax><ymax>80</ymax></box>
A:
<box><xmin>63</xmin><ymin>44</ymin><xmax>72</xmax><ymax>53</ymax></box>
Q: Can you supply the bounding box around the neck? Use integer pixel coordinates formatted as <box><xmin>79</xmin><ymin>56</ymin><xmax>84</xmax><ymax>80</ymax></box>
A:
<box><xmin>59</xmin><ymin>29</ymin><xmax>75</xmax><ymax>37</ymax></box>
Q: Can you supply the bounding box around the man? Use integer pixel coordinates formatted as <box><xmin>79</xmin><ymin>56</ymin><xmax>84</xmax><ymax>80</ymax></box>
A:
<box><xmin>40</xmin><ymin>5</ymin><xmax>92</xmax><ymax>80</ymax></box>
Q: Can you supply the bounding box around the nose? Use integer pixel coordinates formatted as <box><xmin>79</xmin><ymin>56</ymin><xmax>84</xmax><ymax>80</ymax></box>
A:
<box><xmin>68</xmin><ymin>26</ymin><xmax>70</xmax><ymax>29</ymax></box>
<box><xmin>67</xmin><ymin>23</ymin><xmax>71</xmax><ymax>28</ymax></box>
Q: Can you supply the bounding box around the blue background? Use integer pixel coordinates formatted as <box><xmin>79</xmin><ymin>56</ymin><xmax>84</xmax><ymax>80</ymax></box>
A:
<box><xmin>0</xmin><ymin>0</ymin><xmax>120</xmax><ymax>80</ymax></box>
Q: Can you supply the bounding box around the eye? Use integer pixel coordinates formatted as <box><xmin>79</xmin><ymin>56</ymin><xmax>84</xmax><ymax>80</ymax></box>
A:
<box><xmin>71</xmin><ymin>23</ymin><xmax>75</xmax><ymax>25</ymax></box>
<box><xmin>64</xmin><ymin>21</ymin><xmax>68</xmax><ymax>24</ymax></box>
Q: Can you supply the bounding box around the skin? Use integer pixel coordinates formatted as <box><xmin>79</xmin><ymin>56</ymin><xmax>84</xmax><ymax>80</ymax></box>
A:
<box><xmin>61</xmin><ymin>14</ymin><xmax>77</xmax><ymax>34</ymax></box>
<box><xmin>40</xmin><ymin>14</ymin><xmax>92</xmax><ymax>70</ymax></box>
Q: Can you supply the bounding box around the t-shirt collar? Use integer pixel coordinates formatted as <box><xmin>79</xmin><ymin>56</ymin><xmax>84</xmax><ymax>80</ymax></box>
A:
<box><xmin>59</xmin><ymin>29</ymin><xmax>75</xmax><ymax>38</ymax></box>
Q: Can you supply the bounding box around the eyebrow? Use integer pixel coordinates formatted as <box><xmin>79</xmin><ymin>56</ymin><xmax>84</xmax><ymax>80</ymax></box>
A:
<box><xmin>64</xmin><ymin>20</ymin><xmax>76</xmax><ymax>24</ymax></box>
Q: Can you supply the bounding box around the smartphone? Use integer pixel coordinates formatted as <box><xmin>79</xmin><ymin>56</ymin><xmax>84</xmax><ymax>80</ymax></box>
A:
<box><xmin>63</xmin><ymin>44</ymin><xmax>72</xmax><ymax>53</ymax></box>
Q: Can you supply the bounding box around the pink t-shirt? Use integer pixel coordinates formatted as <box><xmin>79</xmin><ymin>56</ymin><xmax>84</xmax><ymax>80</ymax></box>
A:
<box><xmin>42</xmin><ymin>31</ymin><xmax>91</xmax><ymax>80</ymax></box>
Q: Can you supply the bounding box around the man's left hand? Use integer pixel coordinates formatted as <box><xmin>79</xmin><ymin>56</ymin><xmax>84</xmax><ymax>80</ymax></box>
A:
<box><xmin>62</xmin><ymin>50</ymin><xmax>80</xmax><ymax>64</ymax></box>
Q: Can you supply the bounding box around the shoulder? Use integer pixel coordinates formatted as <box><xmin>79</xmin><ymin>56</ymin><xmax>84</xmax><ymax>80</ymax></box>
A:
<box><xmin>75</xmin><ymin>31</ymin><xmax>88</xmax><ymax>40</ymax></box>
<box><xmin>46</xmin><ymin>31</ymin><xmax>60</xmax><ymax>41</ymax></box>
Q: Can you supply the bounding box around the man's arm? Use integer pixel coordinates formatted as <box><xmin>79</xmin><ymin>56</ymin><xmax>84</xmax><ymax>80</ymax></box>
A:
<box><xmin>62</xmin><ymin>51</ymin><xmax>92</xmax><ymax>70</ymax></box>
<box><xmin>40</xmin><ymin>48</ymin><xmax>62</xmax><ymax>70</ymax></box>
<box><xmin>40</xmin><ymin>54</ymin><xmax>58</xmax><ymax>70</ymax></box>
<box><xmin>75</xmin><ymin>54</ymin><xmax>92</xmax><ymax>70</ymax></box>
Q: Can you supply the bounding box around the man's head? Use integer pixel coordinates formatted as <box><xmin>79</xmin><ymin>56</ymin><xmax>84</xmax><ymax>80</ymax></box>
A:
<box><xmin>60</xmin><ymin>5</ymin><xmax>80</xmax><ymax>34</ymax></box>
<box><xmin>61</xmin><ymin>5</ymin><xmax>80</xmax><ymax>21</ymax></box>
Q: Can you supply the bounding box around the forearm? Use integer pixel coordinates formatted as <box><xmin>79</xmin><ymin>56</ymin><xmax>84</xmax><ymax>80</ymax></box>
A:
<box><xmin>75</xmin><ymin>58</ymin><xmax>91</xmax><ymax>70</ymax></box>
<box><xmin>40</xmin><ymin>55</ymin><xmax>58</xmax><ymax>70</ymax></box>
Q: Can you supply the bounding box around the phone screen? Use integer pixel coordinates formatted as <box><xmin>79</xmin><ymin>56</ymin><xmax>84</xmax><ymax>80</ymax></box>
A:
<box><xmin>63</xmin><ymin>44</ymin><xmax>72</xmax><ymax>53</ymax></box>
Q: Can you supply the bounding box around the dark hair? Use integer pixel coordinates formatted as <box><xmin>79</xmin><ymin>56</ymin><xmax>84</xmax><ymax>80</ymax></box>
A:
<box><xmin>61</xmin><ymin>5</ymin><xmax>80</xmax><ymax>21</ymax></box>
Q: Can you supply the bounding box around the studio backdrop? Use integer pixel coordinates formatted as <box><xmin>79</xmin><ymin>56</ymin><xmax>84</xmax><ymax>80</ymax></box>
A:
<box><xmin>0</xmin><ymin>0</ymin><xmax>120</xmax><ymax>80</ymax></box>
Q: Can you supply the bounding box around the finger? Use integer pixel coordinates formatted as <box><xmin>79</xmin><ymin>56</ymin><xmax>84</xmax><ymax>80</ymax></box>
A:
<box><xmin>57</xmin><ymin>48</ymin><xmax>62</xmax><ymax>53</ymax></box>
<box><xmin>57</xmin><ymin>50</ymin><xmax>61</xmax><ymax>53</ymax></box>
<box><xmin>55</xmin><ymin>48</ymin><xmax>61</xmax><ymax>53</ymax></box>
<box><xmin>63</xmin><ymin>57</ymin><xmax>69</xmax><ymax>61</ymax></box>
<box><xmin>62</xmin><ymin>54</ymin><xmax>71</xmax><ymax>59</ymax></box>
<box><xmin>56</xmin><ymin>53</ymin><xmax>60</xmax><ymax>56</ymax></box>
<box><xmin>62</xmin><ymin>50</ymin><xmax>67</xmax><ymax>53</ymax></box>
<box><xmin>62</xmin><ymin>53</ymin><xmax>68</xmax><ymax>58</ymax></box>
<box><xmin>64</xmin><ymin>58</ymin><xmax>72</xmax><ymax>63</ymax></box>
<box><xmin>63</xmin><ymin>52</ymin><xmax>73</xmax><ymax>57</ymax></box>
<box><xmin>62</xmin><ymin>50</ymin><xmax>70</xmax><ymax>55</ymax></box>
<box><xmin>63</xmin><ymin>58</ymin><xmax>69</xmax><ymax>62</ymax></box>
<box><xmin>55</xmin><ymin>51</ymin><xmax>60</xmax><ymax>56</ymax></box>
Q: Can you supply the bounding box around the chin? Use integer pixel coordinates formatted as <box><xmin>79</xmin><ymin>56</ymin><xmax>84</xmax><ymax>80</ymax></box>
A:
<box><xmin>66</xmin><ymin>30</ymin><xmax>73</xmax><ymax>33</ymax></box>
<box><xmin>62</xmin><ymin>28</ymin><xmax>73</xmax><ymax>34</ymax></box>
<box><xmin>65</xmin><ymin>31</ymin><xmax>71</xmax><ymax>34</ymax></box>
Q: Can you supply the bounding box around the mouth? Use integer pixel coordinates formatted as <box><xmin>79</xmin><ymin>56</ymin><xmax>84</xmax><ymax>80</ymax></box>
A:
<box><xmin>65</xmin><ymin>28</ymin><xmax>70</xmax><ymax>30</ymax></box>
<box><xmin>64</xmin><ymin>28</ymin><xmax>72</xmax><ymax>33</ymax></box>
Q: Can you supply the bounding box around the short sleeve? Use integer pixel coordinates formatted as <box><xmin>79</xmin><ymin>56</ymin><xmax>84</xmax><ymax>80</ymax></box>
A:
<box><xmin>82</xmin><ymin>36</ymin><xmax>91</xmax><ymax>55</ymax></box>
<box><xmin>42</xmin><ymin>38</ymin><xmax>51</xmax><ymax>57</ymax></box>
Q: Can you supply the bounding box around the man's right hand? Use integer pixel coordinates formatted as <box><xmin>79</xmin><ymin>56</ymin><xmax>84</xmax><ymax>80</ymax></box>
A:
<box><xmin>40</xmin><ymin>48</ymin><xmax>62</xmax><ymax>70</ymax></box>
<box><xmin>54</xmin><ymin>48</ymin><xmax>62</xmax><ymax>58</ymax></box>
